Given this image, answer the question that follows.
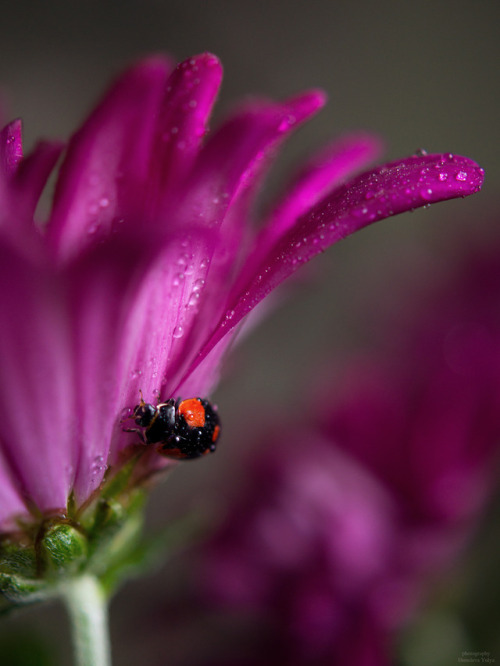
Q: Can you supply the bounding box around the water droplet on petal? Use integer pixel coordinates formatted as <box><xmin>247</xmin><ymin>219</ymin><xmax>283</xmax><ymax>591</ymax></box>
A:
<box><xmin>173</xmin><ymin>325</ymin><xmax>184</xmax><ymax>339</ymax></box>
<box><xmin>278</xmin><ymin>115</ymin><xmax>295</xmax><ymax>132</ymax></box>
<box><xmin>173</xmin><ymin>273</ymin><xmax>185</xmax><ymax>286</ymax></box>
<box><xmin>455</xmin><ymin>171</ymin><xmax>468</xmax><ymax>182</ymax></box>
<box><xmin>438</xmin><ymin>172</ymin><xmax>448</xmax><ymax>182</ymax></box>
<box><xmin>420</xmin><ymin>188</ymin><xmax>433</xmax><ymax>201</ymax></box>
<box><xmin>91</xmin><ymin>455</ymin><xmax>107</xmax><ymax>476</ymax></box>
<box><xmin>187</xmin><ymin>291</ymin><xmax>200</xmax><ymax>308</ymax></box>
<box><xmin>193</xmin><ymin>278</ymin><xmax>205</xmax><ymax>291</ymax></box>
<box><xmin>120</xmin><ymin>406</ymin><xmax>132</xmax><ymax>420</ymax></box>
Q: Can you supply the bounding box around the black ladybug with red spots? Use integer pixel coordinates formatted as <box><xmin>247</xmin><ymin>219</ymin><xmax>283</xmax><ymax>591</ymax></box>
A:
<box><xmin>129</xmin><ymin>395</ymin><xmax>220</xmax><ymax>460</ymax></box>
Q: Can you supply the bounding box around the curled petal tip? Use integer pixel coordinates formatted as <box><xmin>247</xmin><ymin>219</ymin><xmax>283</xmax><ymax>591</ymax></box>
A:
<box><xmin>1</xmin><ymin>119</ymin><xmax>23</xmax><ymax>173</ymax></box>
<box><xmin>176</xmin><ymin>52</ymin><xmax>223</xmax><ymax>74</ymax></box>
<box><xmin>286</xmin><ymin>89</ymin><xmax>327</xmax><ymax>118</ymax></box>
<box><xmin>424</xmin><ymin>153</ymin><xmax>485</xmax><ymax>197</ymax></box>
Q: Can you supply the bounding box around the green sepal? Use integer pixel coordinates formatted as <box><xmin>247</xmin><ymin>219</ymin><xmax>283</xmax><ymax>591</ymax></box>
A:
<box><xmin>0</xmin><ymin>571</ymin><xmax>51</xmax><ymax>609</ymax></box>
<box><xmin>0</xmin><ymin>540</ymin><xmax>37</xmax><ymax>578</ymax></box>
<box><xmin>0</xmin><ymin>452</ymin><xmax>205</xmax><ymax>611</ymax></box>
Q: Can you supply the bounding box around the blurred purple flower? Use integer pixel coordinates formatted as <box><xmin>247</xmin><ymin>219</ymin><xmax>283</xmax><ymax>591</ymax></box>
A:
<box><xmin>0</xmin><ymin>53</ymin><xmax>484</xmax><ymax>531</ymax></box>
<box><xmin>200</xmin><ymin>230</ymin><xmax>500</xmax><ymax>665</ymax></box>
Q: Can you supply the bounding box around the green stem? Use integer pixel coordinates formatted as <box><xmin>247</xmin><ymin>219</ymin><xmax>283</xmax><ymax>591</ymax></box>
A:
<box><xmin>62</xmin><ymin>575</ymin><xmax>111</xmax><ymax>666</ymax></box>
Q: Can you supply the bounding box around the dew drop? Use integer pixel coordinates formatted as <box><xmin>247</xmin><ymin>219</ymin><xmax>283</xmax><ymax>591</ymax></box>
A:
<box><xmin>173</xmin><ymin>325</ymin><xmax>184</xmax><ymax>339</ymax></box>
<box><xmin>455</xmin><ymin>171</ymin><xmax>468</xmax><ymax>182</ymax></box>
<box><xmin>278</xmin><ymin>116</ymin><xmax>294</xmax><ymax>132</ymax></box>
<box><xmin>438</xmin><ymin>172</ymin><xmax>448</xmax><ymax>182</ymax></box>
<box><xmin>193</xmin><ymin>278</ymin><xmax>205</xmax><ymax>291</ymax></box>
<box><xmin>420</xmin><ymin>188</ymin><xmax>433</xmax><ymax>201</ymax></box>
<box><xmin>120</xmin><ymin>406</ymin><xmax>132</xmax><ymax>420</ymax></box>
<box><xmin>187</xmin><ymin>291</ymin><xmax>200</xmax><ymax>307</ymax></box>
<box><xmin>91</xmin><ymin>455</ymin><xmax>107</xmax><ymax>475</ymax></box>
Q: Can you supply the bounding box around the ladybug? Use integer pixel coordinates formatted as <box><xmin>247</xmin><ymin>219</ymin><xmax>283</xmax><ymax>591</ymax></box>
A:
<box><xmin>129</xmin><ymin>394</ymin><xmax>220</xmax><ymax>460</ymax></box>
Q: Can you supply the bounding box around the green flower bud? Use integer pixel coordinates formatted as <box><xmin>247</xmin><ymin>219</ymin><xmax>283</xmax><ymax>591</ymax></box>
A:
<box><xmin>38</xmin><ymin>523</ymin><xmax>87</xmax><ymax>577</ymax></box>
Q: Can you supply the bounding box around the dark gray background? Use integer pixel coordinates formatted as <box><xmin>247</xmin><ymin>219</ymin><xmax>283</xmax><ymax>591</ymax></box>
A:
<box><xmin>0</xmin><ymin>2</ymin><xmax>498</xmax><ymax>664</ymax></box>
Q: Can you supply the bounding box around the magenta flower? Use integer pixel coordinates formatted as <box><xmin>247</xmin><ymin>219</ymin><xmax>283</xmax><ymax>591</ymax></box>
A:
<box><xmin>0</xmin><ymin>52</ymin><xmax>484</xmax><ymax>533</ymax></box>
<box><xmin>198</xmin><ymin>227</ymin><xmax>500</xmax><ymax>666</ymax></box>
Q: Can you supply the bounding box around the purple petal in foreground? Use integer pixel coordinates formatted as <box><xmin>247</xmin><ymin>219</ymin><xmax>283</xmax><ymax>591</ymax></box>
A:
<box><xmin>0</xmin><ymin>245</ymin><xmax>76</xmax><ymax>515</ymax></box>
<box><xmin>199</xmin><ymin>153</ymin><xmax>484</xmax><ymax>357</ymax></box>
<box><xmin>0</xmin><ymin>119</ymin><xmax>23</xmax><ymax>175</ymax></box>
<box><xmin>47</xmin><ymin>56</ymin><xmax>173</xmax><ymax>263</ymax></box>
<box><xmin>148</xmin><ymin>52</ymin><xmax>222</xmax><ymax>200</ymax></box>
<box><xmin>232</xmin><ymin>133</ymin><xmax>384</xmax><ymax>295</ymax></box>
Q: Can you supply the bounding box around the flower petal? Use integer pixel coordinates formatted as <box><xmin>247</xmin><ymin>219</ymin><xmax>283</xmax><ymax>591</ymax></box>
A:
<box><xmin>181</xmin><ymin>90</ymin><xmax>327</xmax><ymax>239</ymax></box>
<box><xmin>260</xmin><ymin>133</ymin><xmax>384</xmax><ymax>252</ymax></box>
<box><xmin>17</xmin><ymin>139</ymin><xmax>64</xmax><ymax>219</ymax></box>
<box><xmin>0</xmin><ymin>120</ymin><xmax>23</xmax><ymax>230</ymax></box>
<box><xmin>147</xmin><ymin>53</ymin><xmax>222</xmax><ymax>206</ymax></box>
<box><xmin>198</xmin><ymin>153</ymin><xmax>485</xmax><ymax>359</ymax></box>
<box><xmin>165</xmin><ymin>92</ymin><xmax>327</xmax><ymax>388</ymax></box>
<box><xmin>0</xmin><ymin>449</ymin><xmax>30</xmax><ymax>529</ymax></box>
<box><xmin>229</xmin><ymin>133</ymin><xmax>384</xmax><ymax>299</ymax></box>
<box><xmin>0</xmin><ymin>245</ymin><xmax>76</xmax><ymax>514</ymax></box>
<box><xmin>67</xmin><ymin>248</ymin><xmax>138</xmax><ymax>503</ymax></box>
<box><xmin>47</xmin><ymin>56</ymin><xmax>173</xmax><ymax>264</ymax></box>
<box><xmin>0</xmin><ymin>119</ymin><xmax>23</xmax><ymax>174</ymax></box>
<box><xmin>106</xmin><ymin>228</ymin><xmax>218</xmax><ymax>424</ymax></box>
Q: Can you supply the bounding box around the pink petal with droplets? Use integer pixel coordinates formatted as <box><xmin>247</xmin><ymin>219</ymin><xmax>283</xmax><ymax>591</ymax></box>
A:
<box><xmin>0</xmin><ymin>448</ymin><xmax>30</xmax><ymax>529</ymax></box>
<box><xmin>148</xmin><ymin>53</ymin><xmax>222</xmax><ymax>203</ymax></box>
<box><xmin>47</xmin><ymin>56</ymin><xmax>173</xmax><ymax>264</ymax></box>
<box><xmin>0</xmin><ymin>245</ymin><xmax>76</xmax><ymax>514</ymax></box>
<box><xmin>198</xmin><ymin>153</ymin><xmax>485</xmax><ymax>360</ymax></box>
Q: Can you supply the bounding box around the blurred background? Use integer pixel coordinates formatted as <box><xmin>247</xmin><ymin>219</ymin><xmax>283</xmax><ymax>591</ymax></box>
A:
<box><xmin>0</xmin><ymin>1</ymin><xmax>499</xmax><ymax>664</ymax></box>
